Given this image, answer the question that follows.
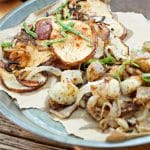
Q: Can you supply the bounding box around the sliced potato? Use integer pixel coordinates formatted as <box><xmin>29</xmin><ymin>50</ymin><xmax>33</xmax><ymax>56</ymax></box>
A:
<box><xmin>0</xmin><ymin>67</ymin><xmax>46</xmax><ymax>93</ymax></box>
<box><xmin>105</xmin><ymin>37</ymin><xmax>129</xmax><ymax>60</ymax></box>
<box><xmin>52</xmin><ymin>20</ymin><xmax>96</xmax><ymax>66</ymax></box>
<box><xmin>107</xmin><ymin>78</ymin><xmax>120</xmax><ymax>100</ymax></box>
<box><xmin>61</xmin><ymin>70</ymin><xmax>83</xmax><ymax>85</ymax></box>
<box><xmin>86</xmin><ymin>61</ymin><xmax>105</xmax><ymax>82</ymax></box>
<box><xmin>78</xmin><ymin>0</ymin><xmax>112</xmax><ymax>18</ymax></box>
<box><xmin>26</xmin><ymin>44</ymin><xmax>52</xmax><ymax>67</ymax></box>
<box><xmin>105</xmin><ymin>19</ymin><xmax>127</xmax><ymax>40</ymax></box>
<box><xmin>3</xmin><ymin>43</ymin><xmax>52</xmax><ymax>68</ymax></box>
<box><xmin>121</xmin><ymin>76</ymin><xmax>142</xmax><ymax>95</ymax></box>
<box><xmin>135</xmin><ymin>87</ymin><xmax>150</xmax><ymax>104</ymax></box>
<box><xmin>94</xmin><ymin>17</ymin><xmax>127</xmax><ymax>40</ymax></box>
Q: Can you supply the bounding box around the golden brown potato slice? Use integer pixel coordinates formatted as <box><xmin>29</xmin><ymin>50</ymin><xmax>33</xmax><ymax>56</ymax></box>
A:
<box><xmin>0</xmin><ymin>67</ymin><xmax>46</xmax><ymax>93</ymax></box>
<box><xmin>105</xmin><ymin>37</ymin><xmax>129</xmax><ymax>61</ymax></box>
<box><xmin>26</xmin><ymin>44</ymin><xmax>52</xmax><ymax>67</ymax></box>
<box><xmin>78</xmin><ymin>0</ymin><xmax>112</xmax><ymax>18</ymax></box>
<box><xmin>52</xmin><ymin>20</ymin><xmax>96</xmax><ymax>66</ymax></box>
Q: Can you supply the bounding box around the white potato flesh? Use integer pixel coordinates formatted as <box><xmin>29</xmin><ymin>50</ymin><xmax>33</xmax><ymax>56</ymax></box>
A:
<box><xmin>48</xmin><ymin>82</ymin><xmax>79</xmax><ymax>105</ymax></box>
<box><xmin>52</xmin><ymin>20</ymin><xmax>95</xmax><ymax>66</ymax></box>
<box><xmin>94</xmin><ymin>37</ymin><xmax>105</xmax><ymax>58</ymax></box>
<box><xmin>26</xmin><ymin>44</ymin><xmax>51</xmax><ymax>67</ymax></box>
<box><xmin>79</xmin><ymin>0</ymin><xmax>112</xmax><ymax>18</ymax></box>
<box><xmin>91</xmin><ymin>78</ymin><xmax>120</xmax><ymax>100</ymax></box>
<box><xmin>107</xmin><ymin>79</ymin><xmax>121</xmax><ymax>100</ymax></box>
<box><xmin>136</xmin><ymin>87</ymin><xmax>150</xmax><ymax>104</ymax></box>
<box><xmin>61</xmin><ymin>70</ymin><xmax>83</xmax><ymax>85</ymax></box>
<box><xmin>105</xmin><ymin>37</ymin><xmax>129</xmax><ymax>60</ymax></box>
<box><xmin>94</xmin><ymin>17</ymin><xmax>127</xmax><ymax>39</ymax></box>
<box><xmin>86</xmin><ymin>61</ymin><xmax>105</xmax><ymax>82</ymax></box>
<box><xmin>0</xmin><ymin>68</ymin><xmax>33</xmax><ymax>92</ymax></box>
<box><xmin>121</xmin><ymin>76</ymin><xmax>142</xmax><ymax>95</ymax></box>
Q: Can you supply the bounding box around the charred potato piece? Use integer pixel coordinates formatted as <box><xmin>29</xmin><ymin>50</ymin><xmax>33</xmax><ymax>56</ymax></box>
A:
<box><xmin>135</xmin><ymin>58</ymin><xmax>150</xmax><ymax>73</ymax></box>
<box><xmin>87</xmin><ymin>95</ymin><xmax>102</xmax><ymax>121</ymax></box>
<box><xmin>105</xmin><ymin>37</ymin><xmax>129</xmax><ymax>61</ymax></box>
<box><xmin>0</xmin><ymin>67</ymin><xmax>46</xmax><ymax>93</ymax></box>
<box><xmin>135</xmin><ymin>87</ymin><xmax>150</xmax><ymax>104</ymax></box>
<box><xmin>7</xmin><ymin>50</ymin><xmax>30</xmax><ymax>68</ymax></box>
<box><xmin>94</xmin><ymin>23</ymin><xmax>110</xmax><ymax>42</ymax></box>
<box><xmin>86</xmin><ymin>61</ymin><xmax>105</xmax><ymax>82</ymax></box>
<box><xmin>61</xmin><ymin>70</ymin><xmax>83</xmax><ymax>85</ymax></box>
<box><xmin>121</xmin><ymin>76</ymin><xmax>142</xmax><ymax>95</ymax></box>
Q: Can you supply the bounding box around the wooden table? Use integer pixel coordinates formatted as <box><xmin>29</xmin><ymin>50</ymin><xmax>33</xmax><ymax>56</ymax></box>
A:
<box><xmin>0</xmin><ymin>1</ymin><xmax>149</xmax><ymax>150</ymax></box>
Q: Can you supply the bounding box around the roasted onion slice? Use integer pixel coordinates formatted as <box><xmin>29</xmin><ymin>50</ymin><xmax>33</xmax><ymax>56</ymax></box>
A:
<box><xmin>49</xmin><ymin>103</ymin><xmax>77</xmax><ymax>119</ymax></box>
<box><xmin>17</xmin><ymin>73</ymin><xmax>48</xmax><ymax>88</ymax></box>
<box><xmin>18</xmin><ymin>66</ymin><xmax>62</xmax><ymax>80</ymax></box>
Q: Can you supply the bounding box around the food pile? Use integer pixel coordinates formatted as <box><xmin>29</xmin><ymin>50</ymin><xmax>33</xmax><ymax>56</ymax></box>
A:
<box><xmin>0</xmin><ymin>0</ymin><xmax>150</xmax><ymax>137</ymax></box>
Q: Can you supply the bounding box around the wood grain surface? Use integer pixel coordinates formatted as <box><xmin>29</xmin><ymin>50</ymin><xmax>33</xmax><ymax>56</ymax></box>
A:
<box><xmin>0</xmin><ymin>0</ymin><xmax>22</xmax><ymax>18</ymax></box>
<box><xmin>0</xmin><ymin>113</ymin><xmax>149</xmax><ymax>150</ymax></box>
<box><xmin>0</xmin><ymin>1</ymin><xmax>150</xmax><ymax>150</ymax></box>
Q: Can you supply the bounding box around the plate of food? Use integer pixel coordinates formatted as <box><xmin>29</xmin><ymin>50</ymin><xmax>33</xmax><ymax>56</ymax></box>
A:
<box><xmin>0</xmin><ymin>0</ymin><xmax>150</xmax><ymax>148</ymax></box>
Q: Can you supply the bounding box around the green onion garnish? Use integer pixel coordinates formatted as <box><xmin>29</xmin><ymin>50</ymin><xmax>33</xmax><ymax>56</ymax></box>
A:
<box><xmin>86</xmin><ymin>55</ymin><xmax>116</xmax><ymax>65</ymax></box>
<box><xmin>112</xmin><ymin>60</ymin><xmax>139</xmax><ymax>81</ymax></box>
<box><xmin>1</xmin><ymin>42</ymin><xmax>12</xmax><ymax>48</ymax></box>
<box><xmin>142</xmin><ymin>73</ymin><xmax>150</xmax><ymax>82</ymax></box>
<box><xmin>42</xmin><ymin>38</ymin><xmax>65</xmax><ymax>46</ymax></box>
<box><xmin>23</xmin><ymin>22</ymin><xmax>38</xmax><ymax>39</ymax></box>
<box><xmin>99</xmin><ymin>55</ymin><xmax>116</xmax><ymax>65</ymax></box>
<box><xmin>56</xmin><ymin>15</ymin><xmax>90</xmax><ymax>42</ymax></box>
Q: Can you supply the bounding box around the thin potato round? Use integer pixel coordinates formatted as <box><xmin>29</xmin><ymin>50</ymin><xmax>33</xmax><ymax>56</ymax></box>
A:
<box><xmin>0</xmin><ymin>68</ymin><xmax>46</xmax><ymax>93</ymax></box>
<box><xmin>52</xmin><ymin>20</ymin><xmax>96</xmax><ymax>67</ymax></box>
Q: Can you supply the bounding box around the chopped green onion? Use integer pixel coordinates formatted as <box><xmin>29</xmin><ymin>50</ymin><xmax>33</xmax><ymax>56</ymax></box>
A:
<box><xmin>129</xmin><ymin>60</ymin><xmax>139</xmax><ymax>68</ymax></box>
<box><xmin>112</xmin><ymin>65</ymin><xmax>125</xmax><ymax>82</ymax></box>
<box><xmin>87</xmin><ymin>44</ymin><xmax>94</xmax><ymax>48</ymax></box>
<box><xmin>61</xmin><ymin>22</ymin><xmax>75</xmax><ymax>37</ymax></box>
<box><xmin>66</xmin><ymin>22</ymin><xmax>75</xmax><ymax>28</ymax></box>
<box><xmin>99</xmin><ymin>55</ymin><xmax>116</xmax><ymax>65</ymax></box>
<box><xmin>86</xmin><ymin>55</ymin><xmax>116</xmax><ymax>65</ymax></box>
<box><xmin>42</xmin><ymin>38</ymin><xmax>65</xmax><ymax>46</ymax></box>
<box><xmin>61</xmin><ymin>30</ymin><xmax>68</xmax><ymax>38</ymax></box>
<box><xmin>56</xmin><ymin>15</ymin><xmax>90</xmax><ymax>42</ymax></box>
<box><xmin>112</xmin><ymin>59</ymin><xmax>139</xmax><ymax>81</ymax></box>
<box><xmin>1</xmin><ymin>42</ymin><xmax>12</xmax><ymax>48</ymax></box>
<box><xmin>23</xmin><ymin>22</ymin><xmax>38</xmax><ymax>39</ymax></box>
<box><xmin>86</xmin><ymin>58</ymin><xmax>97</xmax><ymax>64</ymax></box>
<box><xmin>142</xmin><ymin>73</ymin><xmax>150</xmax><ymax>82</ymax></box>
